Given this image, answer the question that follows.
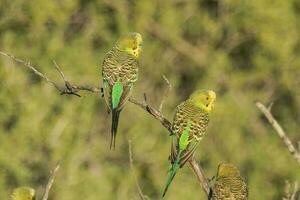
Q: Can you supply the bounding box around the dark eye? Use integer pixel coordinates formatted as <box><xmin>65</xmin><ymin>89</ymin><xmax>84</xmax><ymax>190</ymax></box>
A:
<box><xmin>206</xmin><ymin>104</ymin><xmax>209</xmax><ymax>107</ymax></box>
<box><xmin>206</xmin><ymin>97</ymin><xmax>209</xmax><ymax>100</ymax></box>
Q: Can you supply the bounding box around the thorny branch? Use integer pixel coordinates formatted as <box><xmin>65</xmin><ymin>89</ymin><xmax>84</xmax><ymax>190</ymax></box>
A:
<box><xmin>42</xmin><ymin>160</ymin><xmax>61</xmax><ymax>200</ymax></box>
<box><xmin>0</xmin><ymin>51</ymin><xmax>211</xmax><ymax>197</ymax></box>
<box><xmin>255</xmin><ymin>101</ymin><xmax>300</xmax><ymax>167</ymax></box>
<box><xmin>128</xmin><ymin>140</ymin><xmax>150</xmax><ymax>200</ymax></box>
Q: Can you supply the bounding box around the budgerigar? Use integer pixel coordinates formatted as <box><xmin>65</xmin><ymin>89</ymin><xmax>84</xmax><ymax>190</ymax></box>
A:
<box><xmin>162</xmin><ymin>89</ymin><xmax>216</xmax><ymax>197</ymax></box>
<box><xmin>211</xmin><ymin>163</ymin><xmax>248</xmax><ymax>200</ymax></box>
<box><xmin>102</xmin><ymin>32</ymin><xmax>142</xmax><ymax>149</ymax></box>
<box><xmin>11</xmin><ymin>187</ymin><xmax>36</xmax><ymax>200</ymax></box>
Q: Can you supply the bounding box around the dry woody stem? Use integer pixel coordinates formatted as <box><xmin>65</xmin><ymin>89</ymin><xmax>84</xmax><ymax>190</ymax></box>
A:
<box><xmin>0</xmin><ymin>51</ymin><xmax>100</xmax><ymax>97</ymax></box>
<box><xmin>283</xmin><ymin>181</ymin><xmax>299</xmax><ymax>200</ymax></box>
<box><xmin>0</xmin><ymin>50</ymin><xmax>211</xmax><ymax>197</ymax></box>
<box><xmin>42</xmin><ymin>161</ymin><xmax>61</xmax><ymax>200</ymax></box>
<box><xmin>255</xmin><ymin>101</ymin><xmax>300</xmax><ymax>167</ymax></box>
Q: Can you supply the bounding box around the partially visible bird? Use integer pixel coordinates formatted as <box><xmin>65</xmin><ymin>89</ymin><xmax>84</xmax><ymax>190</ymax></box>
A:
<box><xmin>11</xmin><ymin>186</ymin><xmax>36</xmax><ymax>200</ymax></box>
<box><xmin>162</xmin><ymin>89</ymin><xmax>216</xmax><ymax>197</ymax></box>
<box><xmin>101</xmin><ymin>32</ymin><xmax>142</xmax><ymax>149</ymax></box>
<box><xmin>210</xmin><ymin>163</ymin><xmax>248</xmax><ymax>200</ymax></box>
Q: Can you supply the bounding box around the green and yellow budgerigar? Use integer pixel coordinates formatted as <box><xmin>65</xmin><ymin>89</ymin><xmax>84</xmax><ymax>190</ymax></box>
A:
<box><xmin>102</xmin><ymin>32</ymin><xmax>142</xmax><ymax>149</ymax></box>
<box><xmin>10</xmin><ymin>187</ymin><xmax>36</xmax><ymax>200</ymax></box>
<box><xmin>211</xmin><ymin>163</ymin><xmax>248</xmax><ymax>200</ymax></box>
<box><xmin>162</xmin><ymin>89</ymin><xmax>216</xmax><ymax>197</ymax></box>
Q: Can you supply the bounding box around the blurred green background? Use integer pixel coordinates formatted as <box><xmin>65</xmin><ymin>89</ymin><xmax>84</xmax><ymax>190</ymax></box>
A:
<box><xmin>0</xmin><ymin>0</ymin><xmax>300</xmax><ymax>199</ymax></box>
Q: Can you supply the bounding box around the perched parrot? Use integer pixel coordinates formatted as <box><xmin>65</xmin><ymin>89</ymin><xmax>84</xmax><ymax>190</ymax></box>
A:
<box><xmin>11</xmin><ymin>187</ymin><xmax>36</xmax><ymax>200</ymax></box>
<box><xmin>210</xmin><ymin>163</ymin><xmax>248</xmax><ymax>200</ymax></box>
<box><xmin>102</xmin><ymin>32</ymin><xmax>142</xmax><ymax>149</ymax></box>
<box><xmin>162</xmin><ymin>89</ymin><xmax>216</xmax><ymax>197</ymax></box>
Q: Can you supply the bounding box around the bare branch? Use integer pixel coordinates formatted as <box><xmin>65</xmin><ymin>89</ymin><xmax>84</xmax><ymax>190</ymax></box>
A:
<box><xmin>0</xmin><ymin>51</ymin><xmax>61</xmax><ymax>92</ymax></box>
<box><xmin>189</xmin><ymin>159</ymin><xmax>210</xmax><ymax>195</ymax></box>
<box><xmin>159</xmin><ymin>75</ymin><xmax>172</xmax><ymax>112</ymax></box>
<box><xmin>255</xmin><ymin>101</ymin><xmax>300</xmax><ymax>166</ymax></box>
<box><xmin>0</xmin><ymin>50</ymin><xmax>211</xmax><ymax>197</ymax></box>
<box><xmin>42</xmin><ymin>161</ymin><xmax>61</xmax><ymax>200</ymax></box>
<box><xmin>0</xmin><ymin>51</ymin><xmax>101</xmax><ymax>97</ymax></box>
<box><xmin>128</xmin><ymin>140</ymin><xmax>150</xmax><ymax>200</ymax></box>
<box><xmin>283</xmin><ymin>181</ymin><xmax>299</xmax><ymax>200</ymax></box>
<box><xmin>291</xmin><ymin>182</ymin><xmax>299</xmax><ymax>200</ymax></box>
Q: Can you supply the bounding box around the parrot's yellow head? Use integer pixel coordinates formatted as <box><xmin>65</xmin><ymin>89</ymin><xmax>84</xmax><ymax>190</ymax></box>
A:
<box><xmin>116</xmin><ymin>32</ymin><xmax>143</xmax><ymax>58</ymax></box>
<box><xmin>11</xmin><ymin>187</ymin><xmax>36</xmax><ymax>200</ymax></box>
<box><xmin>217</xmin><ymin>163</ymin><xmax>240</xmax><ymax>178</ymax></box>
<box><xmin>189</xmin><ymin>89</ymin><xmax>216</xmax><ymax>113</ymax></box>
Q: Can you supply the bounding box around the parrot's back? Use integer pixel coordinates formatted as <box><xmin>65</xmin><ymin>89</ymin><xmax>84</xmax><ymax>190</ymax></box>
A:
<box><xmin>212</xmin><ymin>176</ymin><xmax>248</xmax><ymax>200</ymax></box>
<box><xmin>172</xmin><ymin>100</ymin><xmax>210</xmax><ymax>142</ymax></box>
<box><xmin>102</xmin><ymin>47</ymin><xmax>139</xmax><ymax>110</ymax></box>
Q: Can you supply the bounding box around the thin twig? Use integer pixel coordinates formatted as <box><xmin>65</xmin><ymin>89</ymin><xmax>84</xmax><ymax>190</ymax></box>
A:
<box><xmin>128</xmin><ymin>140</ymin><xmax>150</xmax><ymax>200</ymax></box>
<box><xmin>42</xmin><ymin>160</ymin><xmax>61</xmax><ymax>200</ymax></box>
<box><xmin>159</xmin><ymin>75</ymin><xmax>172</xmax><ymax>112</ymax></box>
<box><xmin>129</xmin><ymin>94</ymin><xmax>172</xmax><ymax>133</ymax></box>
<box><xmin>255</xmin><ymin>101</ymin><xmax>300</xmax><ymax>166</ymax></box>
<box><xmin>0</xmin><ymin>50</ymin><xmax>211</xmax><ymax>197</ymax></box>
<box><xmin>53</xmin><ymin>60</ymin><xmax>66</xmax><ymax>81</ymax></box>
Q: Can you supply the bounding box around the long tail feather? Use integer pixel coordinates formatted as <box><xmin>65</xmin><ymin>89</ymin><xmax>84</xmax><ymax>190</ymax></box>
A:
<box><xmin>110</xmin><ymin>81</ymin><xmax>123</xmax><ymax>150</ymax></box>
<box><xmin>162</xmin><ymin>160</ymin><xmax>180</xmax><ymax>197</ymax></box>
<box><xmin>110</xmin><ymin>109</ymin><xmax>120</xmax><ymax>150</ymax></box>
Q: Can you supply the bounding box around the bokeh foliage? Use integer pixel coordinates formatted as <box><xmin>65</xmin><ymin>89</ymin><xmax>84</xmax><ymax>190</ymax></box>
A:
<box><xmin>0</xmin><ymin>0</ymin><xmax>300</xmax><ymax>199</ymax></box>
